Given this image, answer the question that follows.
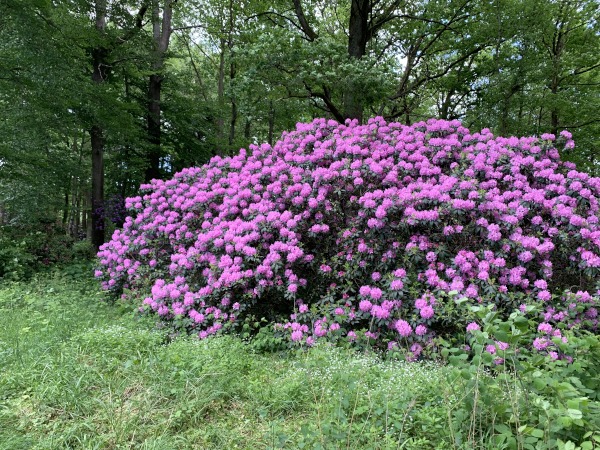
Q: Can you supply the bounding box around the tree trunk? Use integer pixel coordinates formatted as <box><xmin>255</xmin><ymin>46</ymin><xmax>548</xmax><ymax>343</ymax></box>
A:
<box><xmin>440</xmin><ymin>88</ymin><xmax>455</xmax><ymax>120</ymax></box>
<box><xmin>145</xmin><ymin>72</ymin><xmax>162</xmax><ymax>181</ymax></box>
<box><xmin>268</xmin><ymin>100</ymin><xmax>275</xmax><ymax>145</ymax></box>
<box><xmin>217</xmin><ymin>38</ymin><xmax>226</xmax><ymax>147</ymax></box>
<box><xmin>63</xmin><ymin>190</ymin><xmax>69</xmax><ymax>226</ymax></box>
<box><xmin>75</xmin><ymin>191</ymin><xmax>81</xmax><ymax>239</ymax></box>
<box><xmin>90</xmin><ymin>0</ymin><xmax>107</xmax><ymax>249</ymax></box>
<box><xmin>90</xmin><ymin>124</ymin><xmax>105</xmax><ymax>248</ymax></box>
<box><xmin>68</xmin><ymin>177</ymin><xmax>77</xmax><ymax>237</ymax></box>
<box><xmin>144</xmin><ymin>0</ymin><xmax>173</xmax><ymax>182</ymax></box>
<box><xmin>82</xmin><ymin>192</ymin><xmax>89</xmax><ymax>238</ymax></box>
<box><xmin>244</xmin><ymin>118</ymin><xmax>251</xmax><ymax>140</ymax></box>
<box><xmin>228</xmin><ymin>49</ymin><xmax>237</xmax><ymax>146</ymax></box>
<box><xmin>227</xmin><ymin>2</ymin><xmax>236</xmax><ymax>148</ymax></box>
<box><xmin>229</xmin><ymin>98</ymin><xmax>237</xmax><ymax>146</ymax></box>
<box><xmin>549</xmin><ymin>0</ymin><xmax>567</xmax><ymax>136</ymax></box>
<box><xmin>344</xmin><ymin>0</ymin><xmax>370</xmax><ymax>122</ymax></box>
<box><xmin>550</xmin><ymin>70</ymin><xmax>561</xmax><ymax>136</ymax></box>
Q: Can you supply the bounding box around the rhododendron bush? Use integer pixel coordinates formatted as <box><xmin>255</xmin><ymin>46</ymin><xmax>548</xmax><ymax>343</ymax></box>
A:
<box><xmin>96</xmin><ymin>117</ymin><xmax>600</xmax><ymax>360</ymax></box>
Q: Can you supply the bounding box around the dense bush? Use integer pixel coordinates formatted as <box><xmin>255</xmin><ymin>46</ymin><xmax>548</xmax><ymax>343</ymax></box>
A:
<box><xmin>0</xmin><ymin>234</ymin><xmax>36</xmax><ymax>280</ymax></box>
<box><xmin>96</xmin><ymin>117</ymin><xmax>600</xmax><ymax>359</ymax></box>
<box><xmin>0</xmin><ymin>223</ymin><xmax>94</xmax><ymax>281</ymax></box>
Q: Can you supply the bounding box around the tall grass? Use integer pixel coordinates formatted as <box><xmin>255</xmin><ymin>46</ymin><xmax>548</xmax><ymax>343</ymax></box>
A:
<box><xmin>1</xmin><ymin>267</ymin><xmax>598</xmax><ymax>449</ymax></box>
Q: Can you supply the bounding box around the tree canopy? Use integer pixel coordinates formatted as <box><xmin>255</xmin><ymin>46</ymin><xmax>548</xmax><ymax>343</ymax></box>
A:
<box><xmin>1</xmin><ymin>0</ymin><xmax>598</xmax><ymax>246</ymax></box>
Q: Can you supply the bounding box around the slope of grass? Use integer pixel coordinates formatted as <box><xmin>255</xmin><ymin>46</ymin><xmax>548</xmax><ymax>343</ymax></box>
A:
<box><xmin>2</xmin><ymin>266</ymin><xmax>598</xmax><ymax>449</ymax></box>
<box><xmin>0</xmin><ymin>266</ymin><xmax>463</xmax><ymax>449</ymax></box>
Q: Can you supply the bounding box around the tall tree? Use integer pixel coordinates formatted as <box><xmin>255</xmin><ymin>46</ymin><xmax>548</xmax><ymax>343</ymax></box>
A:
<box><xmin>145</xmin><ymin>0</ymin><xmax>175</xmax><ymax>182</ymax></box>
<box><xmin>89</xmin><ymin>0</ymin><xmax>108</xmax><ymax>248</ymax></box>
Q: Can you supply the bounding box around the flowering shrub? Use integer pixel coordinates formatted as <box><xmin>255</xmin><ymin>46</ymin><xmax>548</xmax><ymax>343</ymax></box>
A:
<box><xmin>96</xmin><ymin>117</ymin><xmax>600</xmax><ymax>359</ymax></box>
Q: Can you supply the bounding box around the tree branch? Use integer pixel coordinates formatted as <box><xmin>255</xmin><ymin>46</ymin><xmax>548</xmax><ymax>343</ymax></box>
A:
<box><xmin>292</xmin><ymin>0</ymin><xmax>318</xmax><ymax>41</ymax></box>
<box><xmin>561</xmin><ymin>118</ymin><xmax>600</xmax><ymax>128</ymax></box>
<box><xmin>302</xmin><ymin>82</ymin><xmax>344</xmax><ymax>122</ymax></box>
<box><xmin>117</xmin><ymin>1</ymin><xmax>149</xmax><ymax>44</ymax></box>
<box><xmin>247</xmin><ymin>10</ymin><xmax>308</xmax><ymax>37</ymax></box>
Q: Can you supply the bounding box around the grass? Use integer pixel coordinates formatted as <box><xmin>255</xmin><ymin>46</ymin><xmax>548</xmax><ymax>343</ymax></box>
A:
<box><xmin>3</xmin><ymin>266</ymin><xmax>597</xmax><ymax>449</ymax></box>
<box><xmin>0</xmin><ymin>267</ymin><xmax>465</xmax><ymax>449</ymax></box>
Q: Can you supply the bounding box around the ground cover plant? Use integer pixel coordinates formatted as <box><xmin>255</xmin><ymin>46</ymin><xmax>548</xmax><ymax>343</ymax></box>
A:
<box><xmin>0</xmin><ymin>270</ymin><xmax>467</xmax><ymax>449</ymax></box>
<box><xmin>96</xmin><ymin>117</ymin><xmax>600</xmax><ymax>364</ymax></box>
<box><xmin>0</xmin><ymin>222</ymin><xmax>92</xmax><ymax>281</ymax></box>
<box><xmin>2</xmin><ymin>270</ymin><xmax>599</xmax><ymax>449</ymax></box>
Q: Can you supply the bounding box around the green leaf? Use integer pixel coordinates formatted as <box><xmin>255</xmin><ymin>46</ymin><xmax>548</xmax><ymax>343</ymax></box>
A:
<box><xmin>533</xmin><ymin>378</ymin><xmax>546</xmax><ymax>391</ymax></box>
<box><xmin>530</xmin><ymin>429</ymin><xmax>544</xmax><ymax>438</ymax></box>
<box><xmin>495</xmin><ymin>424</ymin><xmax>512</xmax><ymax>434</ymax></box>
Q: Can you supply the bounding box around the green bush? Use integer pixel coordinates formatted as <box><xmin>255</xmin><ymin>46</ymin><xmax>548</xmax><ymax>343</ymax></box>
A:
<box><xmin>441</xmin><ymin>303</ymin><xmax>600</xmax><ymax>449</ymax></box>
<box><xmin>71</xmin><ymin>240</ymin><xmax>97</xmax><ymax>261</ymax></box>
<box><xmin>0</xmin><ymin>224</ymin><xmax>97</xmax><ymax>281</ymax></box>
<box><xmin>0</xmin><ymin>235</ymin><xmax>36</xmax><ymax>280</ymax></box>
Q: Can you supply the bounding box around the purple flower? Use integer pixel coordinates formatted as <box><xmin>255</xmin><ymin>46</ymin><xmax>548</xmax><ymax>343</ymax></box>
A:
<box><xmin>96</xmin><ymin>116</ymin><xmax>598</xmax><ymax>358</ymax></box>
<box><xmin>390</xmin><ymin>279</ymin><xmax>404</xmax><ymax>290</ymax></box>
<box><xmin>466</xmin><ymin>322</ymin><xmax>480</xmax><ymax>333</ymax></box>
<box><xmin>395</xmin><ymin>320</ymin><xmax>412</xmax><ymax>337</ymax></box>
<box><xmin>533</xmin><ymin>337</ymin><xmax>550</xmax><ymax>351</ymax></box>
<box><xmin>537</xmin><ymin>290</ymin><xmax>551</xmax><ymax>301</ymax></box>
<box><xmin>537</xmin><ymin>323</ymin><xmax>552</xmax><ymax>334</ymax></box>
<box><xmin>420</xmin><ymin>305</ymin><xmax>434</xmax><ymax>319</ymax></box>
<box><xmin>359</xmin><ymin>300</ymin><xmax>373</xmax><ymax>312</ymax></box>
<box><xmin>369</xmin><ymin>287</ymin><xmax>383</xmax><ymax>300</ymax></box>
<box><xmin>359</xmin><ymin>285</ymin><xmax>371</xmax><ymax>297</ymax></box>
<box><xmin>415</xmin><ymin>325</ymin><xmax>427</xmax><ymax>336</ymax></box>
<box><xmin>291</xmin><ymin>330</ymin><xmax>303</xmax><ymax>342</ymax></box>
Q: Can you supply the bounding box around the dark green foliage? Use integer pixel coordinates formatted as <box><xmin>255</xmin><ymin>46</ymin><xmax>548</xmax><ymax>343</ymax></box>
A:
<box><xmin>0</xmin><ymin>224</ymin><xmax>97</xmax><ymax>281</ymax></box>
<box><xmin>1</xmin><ymin>0</ymin><xmax>598</xmax><ymax>234</ymax></box>
<box><xmin>1</xmin><ymin>268</ymin><xmax>599</xmax><ymax>448</ymax></box>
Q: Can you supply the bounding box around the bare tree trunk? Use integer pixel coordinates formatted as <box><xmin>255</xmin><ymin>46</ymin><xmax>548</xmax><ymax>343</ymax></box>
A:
<box><xmin>229</xmin><ymin>49</ymin><xmax>237</xmax><ymax>146</ymax></box>
<box><xmin>549</xmin><ymin>0</ymin><xmax>567</xmax><ymax>136</ymax></box>
<box><xmin>550</xmin><ymin>71</ymin><xmax>561</xmax><ymax>136</ymax></box>
<box><xmin>344</xmin><ymin>0</ymin><xmax>370</xmax><ymax>122</ymax></box>
<box><xmin>268</xmin><ymin>100</ymin><xmax>275</xmax><ymax>145</ymax></box>
<box><xmin>244</xmin><ymin>118</ymin><xmax>251</xmax><ymax>140</ymax></box>
<box><xmin>227</xmin><ymin>0</ymin><xmax>237</xmax><ymax>147</ymax></box>
<box><xmin>63</xmin><ymin>190</ymin><xmax>69</xmax><ymax>226</ymax></box>
<box><xmin>144</xmin><ymin>0</ymin><xmax>173</xmax><ymax>182</ymax></box>
<box><xmin>145</xmin><ymin>72</ymin><xmax>162</xmax><ymax>181</ymax></box>
<box><xmin>440</xmin><ymin>88</ymin><xmax>455</xmax><ymax>120</ymax></box>
<box><xmin>229</xmin><ymin>98</ymin><xmax>237</xmax><ymax>146</ymax></box>
<box><xmin>68</xmin><ymin>177</ymin><xmax>77</xmax><ymax>237</ymax></box>
<box><xmin>90</xmin><ymin>0</ymin><xmax>107</xmax><ymax>249</ymax></box>
<box><xmin>217</xmin><ymin>38</ymin><xmax>226</xmax><ymax>148</ymax></box>
<box><xmin>82</xmin><ymin>192</ymin><xmax>89</xmax><ymax>238</ymax></box>
<box><xmin>90</xmin><ymin>124</ymin><xmax>105</xmax><ymax>248</ymax></box>
<box><xmin>75</xmin><ymin>191</ymin><xmax>81</xmax><ymax>238</ymax></box>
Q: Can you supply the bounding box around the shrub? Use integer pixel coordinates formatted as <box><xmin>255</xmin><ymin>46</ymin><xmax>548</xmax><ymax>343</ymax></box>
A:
<box><xmin>442</xmin><ymin>303</ymin><xmax>600</xmax><ymax>448</ymax></box>
<box><xmin>0</xmin><ymin>223</ymin><xmax>85</xmax><ymax>281</ymax></box>
<box><xmin>72</xmin><ymin>240</ymin><xmax>97</xmax><ymax>261</ymax></box>
<box><xmin>0</xmin><ymin>234</ymin><xmax>36</xmax><ymax>280</ymax></box>
<box><xmin>96</xmin><ymin>117</ymin><xmax>600</xmax><ymax>358</ymax></box>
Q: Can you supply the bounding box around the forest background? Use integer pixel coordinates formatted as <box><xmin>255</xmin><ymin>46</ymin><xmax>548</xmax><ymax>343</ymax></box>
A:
<box><xmin>0</xmin><ymin>0</ymin><xmax>599</xmax><ymax>253</ymax></box>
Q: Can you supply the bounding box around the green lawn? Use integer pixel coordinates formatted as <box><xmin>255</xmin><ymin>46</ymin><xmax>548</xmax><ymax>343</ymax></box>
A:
<box><xmin>1</xmin><ymin>268</ymin><xmax>598</xmax><ymax>449</ymax></box>
<box><xmin>0</xmin><ymin>268</ymin><xmax>465</xmax><ymax>449</ymax></box>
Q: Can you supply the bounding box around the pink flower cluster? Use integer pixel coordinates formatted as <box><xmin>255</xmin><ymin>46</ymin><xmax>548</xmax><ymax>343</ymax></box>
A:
<box><xmin>96</xmin><ymin>117</ymin><xmax>600</xmax><ymax>356</ymax></box>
